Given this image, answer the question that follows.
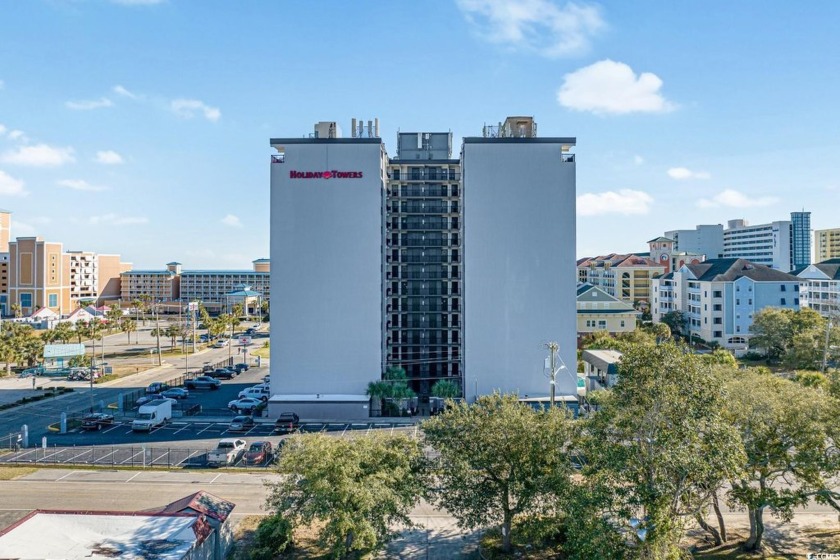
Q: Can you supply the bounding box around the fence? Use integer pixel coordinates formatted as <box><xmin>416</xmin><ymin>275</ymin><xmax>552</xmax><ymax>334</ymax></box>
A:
<box><xmin>2</xmin><ymin>445</ymin><xmax>218</xmax><ymax>468</ymax></box>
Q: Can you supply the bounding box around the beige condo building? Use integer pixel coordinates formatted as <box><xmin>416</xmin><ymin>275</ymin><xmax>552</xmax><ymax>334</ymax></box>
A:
<box><xmin>8</xmin><ymin>237</ymin><xmax>72</xmax><ymax>316</ymax></box>
<box><xmin>815</xmin><ymin>228</ymin><xmax>840</xmax><ymax>262</ymax></box>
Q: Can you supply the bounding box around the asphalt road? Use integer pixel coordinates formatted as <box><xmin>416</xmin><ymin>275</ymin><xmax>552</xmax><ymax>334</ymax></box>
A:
<box><xmin>0</xmin><ymin>469</ymin><xmax>481</xmax><ymax>559</ymax></box>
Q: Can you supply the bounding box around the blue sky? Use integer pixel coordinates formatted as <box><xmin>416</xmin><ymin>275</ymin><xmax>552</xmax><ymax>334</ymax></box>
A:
<box><xmin>1</xmin><ymin>1</ymin><xmax>839</xmax><ymax>268</ymax></box>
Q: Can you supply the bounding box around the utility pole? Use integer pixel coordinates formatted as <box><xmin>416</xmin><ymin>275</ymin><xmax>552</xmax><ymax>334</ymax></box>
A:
<box><xmin>546</xmin><ymin>342</ymin><xmax>558</xmax><ymax>409</ymax></box>
<box><xmin>154</xmin><ymin>301</ymin><xmax>162</xmax><ymax>366</ymax></box>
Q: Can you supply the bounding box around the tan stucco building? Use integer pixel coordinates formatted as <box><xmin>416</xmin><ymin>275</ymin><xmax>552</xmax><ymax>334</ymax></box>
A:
<box><xmin>576</xmin><ymin>283</ymin><xmax>639</xmax><ymax>337</ymax></box>
<box><xmin>8</xmin><ymin>237</ymin><xmax>72</xmax><ymax>315</ymax></box>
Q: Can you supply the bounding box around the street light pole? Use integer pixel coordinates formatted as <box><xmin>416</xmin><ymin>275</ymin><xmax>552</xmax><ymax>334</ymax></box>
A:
<box><xmin>546</xmin><ymin>342</ymin><xmax>558</xmax><ymax>409</ymax></box>
<box><xmin>154</xmin><ymin>301</ymin><xmax>162</xmax><ymax>366</ymax></box>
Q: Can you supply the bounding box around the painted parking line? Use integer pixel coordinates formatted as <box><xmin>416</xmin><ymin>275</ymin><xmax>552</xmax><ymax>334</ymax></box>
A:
<box><xmin>209</xmin><ymin>474</ymin><xmax>221</xmax><ymax>484</ymax></box>
<box><xmin>12</xmin><ymin>448</ymin><xmax>38</xmax><ymax>461</ymax></box>
<box><xmin>101</xmin><ymin>424</ymin><xmax>122</xmax><ymax>434</ymax></box>
<box><xmin>125</xmin><ymin>472</ymin><xmax>142</xmax><ymax>483</ymax></box>
<box><xmin>92</xmin><ymin>448</ymin><xmax>121</xmax><ymax>464</ymax></box>
<box><xmin>197</xmin><ymin>423</ymin><xmax>218</xmax><ymax>435</ymax></box>
<box><xmin>120</xmin><ymin>449</ymin><xmax>145</xmax><ymax>465</ymax></box>
<box><xmin>151</xmin><ymin>450</ymin><xmax>170</xmax><ymax>465</ymax></box>
<box><xmin>55</xmin><ymin>470</ymin><xmax>79</xmax><ymax>481</ymax></box>
<box><xmin>38</xmin><ymin>448</ymin><xmax>67</xmax><ymax>462</ymax></box>
<box><xmin>176</xmin><ymin>448</ymin><xmax>204</xmax><ymax>467</ymax></box>
<box><xmin>65</xmin><ymin>448</ymin><xmax>94</xmax><ymax>463</ymax></box>
<box><xmin>174</xmin><ymin>423</ymin><xmax>193</xmax><ymax>434</ymax></box>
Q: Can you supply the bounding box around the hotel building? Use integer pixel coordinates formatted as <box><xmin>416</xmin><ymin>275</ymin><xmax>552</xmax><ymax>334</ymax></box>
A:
<box><xmin>815</xmin><ymin>228</ymin><xmax>840</xmax><ymax>262</ymax></box>
<box><xmin>268</xmin><ymin>116</ymin><xmax>577</xmax><ymax>415</ymax></box>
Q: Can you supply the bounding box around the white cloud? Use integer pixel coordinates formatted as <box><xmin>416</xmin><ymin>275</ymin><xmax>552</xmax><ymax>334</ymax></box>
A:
<box><xmin>633</xmin><ymin>155</ymin><xmax>644</xmax><ymax>165</ymax></box>
<box><xmin>577</xmin><ymin>189</ymin><xmax>653</xmax><ymax>216</ymax></box>
<box><xmin>457</xmin><ymin>0</ymin><xmax>604</xmax><ymax>57</ymax></box>
<box><xmin>57</xmin><ymin>179</ymin><xmax>108</xmax><ymax>192</ymax></box>
<box><xmin>7</xmin><ymin>130</ymin><xmax>26</xmax><ymax>142</ymax></box>
<box><xmin>170</xmin><ymin>99</ymin><xmax>221</xmax><ymax>122</ymax></box>
<box><xmin>1</xmin><ymin>144</ymin><xmax>75</xmax><ymax>166</ymax></box>
<box><xmin>112</xmin><ymin>84</ymin><xmax>139</xmax><ymax>99</ymax></box>
<box><xmin>94</xmin><ymin>150</ymin><xmax>124</xmax><ymax>165</ymax></box>
<box><xmin>0</xmin><ymin>170</ymin><xmax>28</xmax><ymax>196</ymax></box>
<box><xmin>667</xmin><ymin>167</ymin><xmax>710</xmax><ymax>180</ymax></box>
<box><xmin>221</xmin><ymin>214</ymin><xmax>243</xmax><ymax>228</ymax></box>
<box><xmin>13</xmin><ymin>221</ymin><xmax>37</xmax><ymax>236</ymax></box>
<box><xmin>557</xmin><ymin>59</ymin><xmax>676</xmax><ymax>115</ymax></box>
<box><xmin>697</xmin><ymin>189</ymin><xmax>779</xmax><ymax>209</ymax></box>
<box><xmin>0</xmin><ymin>124</ymin><xmax>6</xmax><ymax>136</ymax></box>
<box><xmin>65</xmin><ymin>97</ymin><xmax>113</xmax><ymax>110</ymax></box>
<box><xmin>88</xmin><ymin>213</ymin><xmax>148</xmax><ymax>226</ymax></box>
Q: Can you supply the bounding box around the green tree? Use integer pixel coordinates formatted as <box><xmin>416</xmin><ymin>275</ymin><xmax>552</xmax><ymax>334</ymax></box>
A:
<box><xmin>421</xmin><ymin>394</ymin><xmax>575</xmax><ymax>553</ymax></box>
<box><xmin>245</xmin><ymin>514</ymin><xmax>293</xmax><ymax>560</ymax></box>
<box><xmin>164</xmin><ymin>324</ymin><xmax>183</xmax><ymax>349</ymax></box>
<box><xmin>660</xmin><ymin>310</ymin><xmax>686</xmax><ymax>338</ymax></box>
<box><xmin>725</xmin><ymin>372</ymin><xmax>840</xmax><ymax>551</ymax></box>
<box><xmin>73</xmin><ymin>320</ymin><xmax>90</xmax><ymax>344</ymax></box>
<box><xmin>105</xmin><ymin>306</ymin><xmax>123</xmax><ymax>333</ymax></box>
<box><xmin>582</xmin><ymin>343</ymin><xmax>744</xmax><ymax>559</ymax></box>
<box><xmin>749</xmin><ymin>307</ymin><xmax>830</xmax><ymax>364</ymax></box>
<box><xmin>366</xmin><ymin>366</ymin><xmax>415</xmax><ymax>417</ymax></box>
<box><xmin>431</xmin><ymin>379</ymin><xmax>460</xmax><ymax>399</ymax></box>
<box><xmin>700</xmin><ymin>348</ymin><xmax>738</xmax><ymax>367</ymax></box>
<box><xmin>53</xmin><ymin>321</ymin><xmax>75</xmax><ymax>344</ymax></box>
<box><xmin>266</xmin><ymin>433</ymin><xmax>426</xmax><ymax>559</ymax></box>
<box><xmin>120</xmin><ymin>317</ymin><xmax>136</xmax><ymax>344</ymax></box>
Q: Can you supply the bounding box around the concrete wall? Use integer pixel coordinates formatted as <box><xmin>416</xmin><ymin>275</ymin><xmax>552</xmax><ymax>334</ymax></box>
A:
<box><xmin>462</xmin><ymin>139</ymin><xmax>577</xmax><ymax>399</ymax></box>
<box><xmin>270</xmin><ymin>139</ymin><xmax>385</xmax><ymax>395</ymax></box>
<box><xmin>267</xmin><ymin>399</ymin><xmax>370</xmax><ymax>420</ymax></box>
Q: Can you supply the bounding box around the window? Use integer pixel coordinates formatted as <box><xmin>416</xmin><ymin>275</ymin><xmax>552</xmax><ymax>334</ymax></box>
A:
<box><xmin>48</xmin><ymin>294</ymin><xmax>57</xmax><ymax>307</ymax></box>
<box><xmin>748</xmin><ymin>299</ymin><xmax>752</xmax><ymax>305</ymax></box>
<box><xmin>714</xmin><ymin>318</ymin><xmax>722</xmax><ymax>324</ymax></box>
<box><xmin>713</xmin><ymin>291</ymin><xmax>722</xmax><ymax>298</ymax></box>
<box><xmin>598</xmin><ymin>320</ymin><xmax>607</xmax><ymax>329</ymax></box>
<box><xmin>781</xmin><ymin>285</ymin><xmax>786</xmax><ymax>292</ymax></box>
<box><xmin>20</xmin><ymin>293</ymin><xmax>31</xmax><ymax>307</ymax></box>
<box><xmin>714</xmin><ymin>331</ymin><xmax>723</xmax><ymax>338</ymax></box>
<box><xmin>713</xmin><ymin>304</ymin><xmax>722</xmax><ymax>311</ymax></box>
<box><xmin>795</xmin><ymin>298</ymin><xmax>800</xmax><ymax>305</ymax></box>
<box><xmin>736</xmin><ymin>299</ymin><xmax>740</xmax><ymax>305</ymax></box>
<box><xmin>781</xmin><ymin>298</ymin><xmax>786</xmax><ymax>305</ymax></box>
<box><xmin>620</xmin><ymin>320</ymin><xmax>625</xmax><ymax>328</ymax></box>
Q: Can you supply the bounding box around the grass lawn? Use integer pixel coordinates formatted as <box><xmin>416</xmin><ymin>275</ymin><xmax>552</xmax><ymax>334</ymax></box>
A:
<box><xmin>252</xmin><ymin>343</ymin><xmax>270</xmax><ymax>360</ymax></box>
<box><xmin>0</xmin><ymin>466</ymin><xmax>37</xmax><ymax>480</ymax></box>
<box><xmin>231</xmin><ymin>517</ymin><xmax>345</xmax><ymax>560</ymax></box>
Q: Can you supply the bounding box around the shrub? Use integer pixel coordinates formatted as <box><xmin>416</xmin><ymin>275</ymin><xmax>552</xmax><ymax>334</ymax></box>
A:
<box><xmin>248</xmin><ymin>514</ymin><xmax>293</xmax><ymax>560</ymax></box>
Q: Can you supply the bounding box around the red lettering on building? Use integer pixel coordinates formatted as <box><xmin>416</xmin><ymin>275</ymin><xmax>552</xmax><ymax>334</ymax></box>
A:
<box><xmin>289</xmin><ymin>170</ymin><xmax>364</xmax><ymax>179</ymax></box>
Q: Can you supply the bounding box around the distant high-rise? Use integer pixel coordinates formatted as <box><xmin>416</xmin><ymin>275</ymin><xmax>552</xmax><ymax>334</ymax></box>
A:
<box><xmin>791</xmin><ymin>211</ymin><xmax>811</xmax><ymax>269</ymax></box>
<box><xmin>815</xmin><ymin>227</ymin><xmax>840</xmax><ymax>261</ymax></box>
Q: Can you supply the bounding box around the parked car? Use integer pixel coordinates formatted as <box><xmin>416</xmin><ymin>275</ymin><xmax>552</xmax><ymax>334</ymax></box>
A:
<box><xmin>228</xmin><ymin>416</ymin><xmax>256</xmax><ymax>432</ymax></box>
<box><xmin>228</xmin><ymin>397</ymin><xmax>266</xmax><ymax>414</ymax></box>
<box><xmin>274</xmin><ymin>412</ymin><xmax>300</xmax><ymax>434</ymax></box>
<box><xmin>185</xmin><ymin>376</ymin><xmax>221</xmax><ymax>390</ymax></box>
<box><xmin>213</xmin><ymin>339</ymin><xmax>229</xmax><ymax>348</ymax></box>
<box><xmin>145</xmin><ymin>382</ymin><xmax>171</xmax><ymax>395</ymax></box>
<box><xmin>207</xmin><ymin>368</ymin><xmax>234</xmax><ymax>380</ymax></box>
<box><xmin>243</xmin><ymin>441</ymin><xmax>274</xmax><ymax>465</ymax></box>
<box><xmin>161</xmin><ymin>387</ymin><xmax>189</xmax><ymax>400</ymax></box>
<box><xmin>199</xmin><ymin>334</ymin><xmax>212</xmax><ymax>342</ymax></box>
<box><xmin>233</xmin><ymin>363</ymin><xmax>250</xmax><ymax>374</ymax></box>
<box><xmin>263</xmin><ymin>375</ymin><xmax>270</xmax><ymax>384</ymax></box>
<box><xmin>81</xmin><ymin>412</ymin><xmax>115</xmax><ymax>431</ymax></box>
<box><xmin>245</xmin><ymin>328</ymin><xmax>256</xmax><ymax>336</ymax></box>
<box><xmin>238</xmin><ymin>386</ymin><xmax>269</xmax><ymax>402</ymax></box>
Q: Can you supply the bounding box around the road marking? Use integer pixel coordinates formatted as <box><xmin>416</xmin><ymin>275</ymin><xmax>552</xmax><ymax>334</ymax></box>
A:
<box><xmin>125</xmin><ymin>472</ymin><xmax>141</xmax><ymax>483</ymax></box>
<box><xmin>197</xmin><ymin>423</ymin><xmax>216</xmax><ymax>435</ymax></box>
<box><xmin>174</xmin><ymin>423</ymin><xmax>192</xmax><ymax>434</ymax></box>
<box><xmin>56</xmin><ymin>470</ymin><xmax>78</xmax><ymax>481</ymax></box>
<box><xmin>209</xmin><ymin>474</ymin><xmax>221</xmax><ymax>484</ymax></box>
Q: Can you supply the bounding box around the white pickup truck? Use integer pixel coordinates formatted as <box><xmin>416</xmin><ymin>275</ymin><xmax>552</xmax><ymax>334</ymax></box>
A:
<box><xmin>207</xmin><ymin>438</ymin><xmax>247</xmax><ymax>467</ymax></box>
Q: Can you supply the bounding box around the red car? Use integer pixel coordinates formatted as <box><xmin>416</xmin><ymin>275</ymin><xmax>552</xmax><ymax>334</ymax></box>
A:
<box><xmin>243</xmin><ymin>441</ymin><xmax>274</xmax><ymax>465</ymax></box>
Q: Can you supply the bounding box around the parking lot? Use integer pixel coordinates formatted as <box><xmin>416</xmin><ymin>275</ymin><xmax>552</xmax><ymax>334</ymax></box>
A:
<box><xmin>0</xmin><ymin>421</ymin><xmax>418</xmax><ymax>468</ymax></box>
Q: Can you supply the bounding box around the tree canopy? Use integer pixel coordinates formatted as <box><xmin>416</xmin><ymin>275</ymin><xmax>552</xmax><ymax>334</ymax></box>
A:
<box><xmin>422</xmin><ymin>393</ymin><xmax>575</xmax><ymax>552</ymax></box>
<box><xmin>266</xmin><ymin>432</ymin><xmax>426</xmax><ymax>559</ymax></box>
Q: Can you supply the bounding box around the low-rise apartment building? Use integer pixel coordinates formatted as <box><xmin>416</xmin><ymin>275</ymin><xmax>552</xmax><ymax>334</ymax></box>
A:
<box><xmin>577</xmin><ymin>283</ymin><xmax>639</xmax><ymax>337</ymax></box>
<box><xmin>577</xmin><ymin>253</ymin><xmax>665</xmax><ymax>307</ymax></box>
<box><xmin>652</xmin><ymin>258</ymin><xmax>800</xmax><ymax>352</ymax></box>
<box><xmin>120</xmin><ymin>260</ymin><xmax>270</xmax><ymax>311</ymax></box>
<box><xmin>793</xmin><ymin>258</ymin><xmax>840</xmax><ymax>317</ymax></box>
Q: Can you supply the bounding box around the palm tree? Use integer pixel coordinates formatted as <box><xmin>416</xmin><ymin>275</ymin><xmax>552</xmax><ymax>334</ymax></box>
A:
<box><xmin>431</xmin><ymin>379</ymin><xmax>460</xmax><ymax>399</ymax></box>
<box><xmin>121</xmin><ymin>317</ymin><xmax>136</xmax><ymax>344</ymax></box>
<box><xmin>53</xmin><ymin>321</ymin><xmax>75</xmax><ymax>344</ymax></box>
<box><xmin>0</xmin><ymin>333</ymin><xmax>21</xmax><ymax>376</ymax></box>
<box><xmin>10</xmin><ymin>303</ymin><xmax>21</xmax><ymax>319</ymax></box>
<box><xmin>165</xmin><ymin>324</ymin><xmax>182</xmax><ymax>350</ymax></box>
<box><xmin>74</xmin><ymin>320</ymin><xmax>90</xmax><ymax>344</ymax></box>
<box><xmin>105</xmin><ymin>306</ymin><xmax>123</xmax><ymax>334</ymax></box>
